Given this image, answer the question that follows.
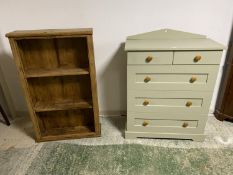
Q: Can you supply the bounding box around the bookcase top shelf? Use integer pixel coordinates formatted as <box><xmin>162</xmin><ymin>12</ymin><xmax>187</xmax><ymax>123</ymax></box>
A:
<box><xmin>6</xmin><ymin>28</ymin><xmax>93</xmax><ymax>38</ymax></box>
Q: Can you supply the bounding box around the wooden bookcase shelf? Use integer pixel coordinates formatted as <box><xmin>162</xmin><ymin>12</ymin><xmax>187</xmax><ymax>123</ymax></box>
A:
<box><xmin>34</xmin><ymin>99</ymin><xmax>93</xmax><ymax>112</ymax></box>
<box><xmin>25</xmin><ymin>67</ymin><xmax>89</xmax><ymax>78</ymax></box>
<box><xmin>42</xmin><ymin>126</ymin><xmax>95</xmax><ymax>138</ymax></box>
<box><xmin>37</xmin><ymin>108</ymin><xmax>95</xmax><ymax>139</ymax></box>
<box><xmin>6</xmin><ymin>28</ymin><xmax>100</xmax><ymax>142</ymax></box>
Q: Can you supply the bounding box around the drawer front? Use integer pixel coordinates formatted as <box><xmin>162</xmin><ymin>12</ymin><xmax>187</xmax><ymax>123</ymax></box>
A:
<box><xmin>173</xmin><ymin>51</ymin><xmax>222</xmax><ymax>65</ymax></box>
<box><xmin>127</xmin><ymin>118</ymin><xmax>200</xmax><ymax>134</ymax></box>
<box><xmin>128</xmin><ymin>52</ymin><xmax>173</xmax><ymax>65</ymax></box>
<box><xmin>135</xmin><ymin>98</ymin><xmax>203</xmax><ymax>107</ymax></box>
<box><xmin>128</xmin><ymin>65</ymin><xmax>219</xmax><ymax>91</ymax></box>
<box><xmin>135</xmin><ymin>73</ymin><xmax>208</xmax><ymax>84</ymax></box>
<box><xmin>128</xmin><ymin>90</ymin><xmax>212</xmax><ymax>115</ymax></box>
<box><xmin>127</xmin><ymin>112</ymin><xmax>208</xmax><ymax>133</ymax></box>
<box><xmin>134</xmin><ymin>119</ymin><xmax>198</xmax><ymax>128</ymax></box>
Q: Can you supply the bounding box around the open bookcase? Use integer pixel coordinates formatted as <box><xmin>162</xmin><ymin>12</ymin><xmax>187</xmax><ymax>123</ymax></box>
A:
<box><xmin>6</xmin><ymin>29</ymin><xmax>100</xmax><ymax>142</ymax></box>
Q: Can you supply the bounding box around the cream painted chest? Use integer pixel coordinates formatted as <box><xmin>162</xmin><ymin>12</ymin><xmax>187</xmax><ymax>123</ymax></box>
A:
<box><xmin>125</xmin><ymin>29</ymin><xmax>225</xmax><ymax>141</ymax></box>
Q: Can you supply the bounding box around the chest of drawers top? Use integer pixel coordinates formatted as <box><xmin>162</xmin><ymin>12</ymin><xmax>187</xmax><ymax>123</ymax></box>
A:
<box><xmin>125</xmin><ymin>29</ymin><xmax>225</xmax><ymax>51</ymax></box>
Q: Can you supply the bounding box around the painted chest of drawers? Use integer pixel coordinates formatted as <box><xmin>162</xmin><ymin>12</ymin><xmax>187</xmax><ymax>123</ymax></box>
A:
<box><xmin>125</xmin><ymin>29</ymin><xmax>225</xmax><ymax>141</ymax></box>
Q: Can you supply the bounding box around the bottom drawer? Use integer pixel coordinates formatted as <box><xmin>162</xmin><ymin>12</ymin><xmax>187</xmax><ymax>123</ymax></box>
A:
<box><xmin>127</xmin><ymin>118</ymin><xmax>202</xmax><ymax>134</ymax></box>
<box><xmin>135</xmin><ymin>118</ymin><xmax>198</xmax><ymax>128</ymax></box>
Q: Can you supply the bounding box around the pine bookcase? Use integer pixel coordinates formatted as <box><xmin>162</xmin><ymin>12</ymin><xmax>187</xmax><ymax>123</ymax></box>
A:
<box><xmin>6</xmin><ymin>28</ymin><xmax>101</xmax><ymax>142</ymax></box>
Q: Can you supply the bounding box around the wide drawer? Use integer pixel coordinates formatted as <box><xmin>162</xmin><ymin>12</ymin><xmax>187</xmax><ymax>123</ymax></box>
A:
<box><xmin>127</xmin><ymin>118</ymin><xmax>201</xmax><ymax>134</ymax></box>
<box><xmin>127</xmin><ymin>65</ymin><xmax>219</xmax><ymax>91</ymax></box>
<box><xmin>135</xmin><ymin>118</ymin><xmax>197</xmax><ymax>128</ymax></box>
<box><xmin>135</xmin><ymin>73</ymin><xmax>208</xmax><ymax>84</ymax></box>
<box><xmin>128</xmin><ymin>51</ymin><xmax>173</xmax><ymax>65</ymax></box>
<box><xmin>128</xmin><ymin>90</ymin><xmax>212</xmax><ymax>115</ymax></box>
<box><xmin>135</xmin><ymin>97</ymin><xmax>202</xmax><ymax>108</ymax></box>
<box><xmin>127</xmin><ymin>111</ymin><xmax>207</xmax><ymax>120</ymax></box>
<box><xmin>173</xmin><ymin>51</ymin><xmax>222</xmax><ymax>65</ymax></box>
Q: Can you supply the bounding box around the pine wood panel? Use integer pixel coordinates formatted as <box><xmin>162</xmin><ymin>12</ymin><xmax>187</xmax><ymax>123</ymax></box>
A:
<box><xmin>37</xmin><ymin>109</ymin><xmax>94</xmax><ymax>136</ymax></box>
<box><xmin>28</xmin><ymin>76</ymin><xmax>92</xmax><ymax>106</ymax></box>
<box><xmin>6</xmin><ymin>28</ymin><xmax>92</xmax><ymax>38</ymax></box>
<box><xmin>26</xmin><ymin>68</ymin><xmax>89</xmax><ymax>78</ymax></box>
<box><xmin>17</xmin><ymin>37</ymin><xmax>89</xmax><ymax>71</ymax></box>
<box><xmin>86</xmin><ymin>35</ymin><xmax>101</xmax><ymax>135</ymax></box>
<box><xmin>34</xmin><ymin>100</ymin><xmax>92</xmax><ymax>112</ymax></box>
<box><xmin>8</xmin><ymin>38</ymin><xmax>42</xmax><ymax>140</ymax></box>
<box><xmin>6</xmin><ymin>29</ymin><xmax>100</xmax><ymax>142</ymax></box>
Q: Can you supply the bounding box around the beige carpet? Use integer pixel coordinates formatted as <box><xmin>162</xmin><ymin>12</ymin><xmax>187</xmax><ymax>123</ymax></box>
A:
<box><xmin>0</xmin><ymin>115</ymin><xmax>233</xmax><ymax>175</ymax></box>
<box><xmin>0</xmin><ymin>115</ymin><xmax>233</xmax><ymax>150</ymax></box>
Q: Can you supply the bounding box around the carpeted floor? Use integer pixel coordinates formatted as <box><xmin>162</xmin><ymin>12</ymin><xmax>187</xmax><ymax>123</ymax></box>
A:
<box><xmin>0</xmin><ymin>116</ymin><xmax>233</xmax><ymax>174</ymax></box>
<box><xmin>1</xmin><ymin>143</ymin><xmax>233</xmax><ymax>175</ymax></box>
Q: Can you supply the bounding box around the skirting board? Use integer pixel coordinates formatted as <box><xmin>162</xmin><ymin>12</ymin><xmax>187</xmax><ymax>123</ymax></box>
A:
<box><xmin>125</xmin><ymin>131</ymin><xmax>206</xmax><ymax>142</ymax></box>
<box><xmin>99</xmin><ymin>110</ymin><xmax>126</xmax><ymax>117</ymax></box>
<box><xmin>0</xmin><ymin>68</ymin><xmax>15</xmax><ymax>119</ymax></box>
<box><xmin>14</xmin><ymin>110</ymin><xmax>30</xmax><ymax>118</ymax></box>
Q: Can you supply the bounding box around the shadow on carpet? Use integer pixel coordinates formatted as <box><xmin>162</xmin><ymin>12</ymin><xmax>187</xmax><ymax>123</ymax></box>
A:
<box><xmin>26</xmin><ymin>143</ymin><xmax>233</xmax><ymax>175</ymax></box>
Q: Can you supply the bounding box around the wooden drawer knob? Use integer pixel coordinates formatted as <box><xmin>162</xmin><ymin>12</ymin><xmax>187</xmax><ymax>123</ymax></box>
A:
<box><xmin>194</xmin><ymin>55</ymin><xmax>202</xmax><ymax>62</ymax></box>
<box><xmin>144</xmin><ymin>76</ymin><xmax>151</xmax><ymax>83</ymax></box>
<box><xmin>143</xmin><ymin>100</ymin><xmax>149</xmax><ymax>106</ymax></box>
<box><xmin>145</xmin><ymin>56</ymin><xmax>153</xmax><ymax>63</ymax></box>
<box><xmin>186</xmin><ymin>101</ymin><xmax>192</xmax><ymax>107</ymax></box>
<box><xmin>142</xmin><ymin>121</ymin><xmax>149</xmax><ymax>126</ymax></box>
<box><xmin>189</xmin><ymin>76</ymin><xmax>197</xmax><ymax>83</ymax></box>
<box><xmin>182</xmin><ymin>122</ymin><xmax>189</xmax><ymax>128</ymax></box>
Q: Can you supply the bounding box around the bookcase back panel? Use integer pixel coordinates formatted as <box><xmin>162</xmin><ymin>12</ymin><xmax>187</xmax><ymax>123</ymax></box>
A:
<box><xmin>17</xmin><ymin>37</ymin><xmax>89</xmax><ymax>71</ymax></box>
<box><xmin>56</xmin><ymin>37</ymin><xmax>89</xmax><ymax>68</ymax></box>
<box><xmin>18</xmin><ymin>39</ymin><xmax>57</xmax><ymax>70</ymax></box>
<box><xmin>37</xmin><ymin>109</ymin><xmax>95</xmax><ymax>136</ymax></box>
<box><xmin>28</xmin><ymin>75</ymin><xmax>92</xmax><ymax>105</ymax></box>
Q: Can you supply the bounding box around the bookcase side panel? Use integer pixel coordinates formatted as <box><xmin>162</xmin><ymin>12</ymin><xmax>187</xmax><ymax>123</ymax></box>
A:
<box><xmin>86</xmin><ymin>35</ymin><xmax>100</xmax><ymax>135</ymax></box>
<box><xmin>9</xmin><ymin>38</ymin><xmax>42</xmax><ymax>141</ymax></box>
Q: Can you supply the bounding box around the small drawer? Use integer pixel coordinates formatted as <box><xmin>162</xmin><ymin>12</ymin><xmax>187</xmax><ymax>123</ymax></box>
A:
<box><xmin>173</xmin><ymin>51</ymin><xmax>222</xmax><ymax>65</ymax></box>
<box><xmin>128</xmin><ymin>51</ymin><xmax>173</xmax><ymax>65</ymax></box>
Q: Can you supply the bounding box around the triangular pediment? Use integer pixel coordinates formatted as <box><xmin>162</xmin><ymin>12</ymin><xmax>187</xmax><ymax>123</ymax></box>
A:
<box><xmin>127</xmin><ymin>29</ymin><xmax>206</xmax><ymax>40</ymax></box>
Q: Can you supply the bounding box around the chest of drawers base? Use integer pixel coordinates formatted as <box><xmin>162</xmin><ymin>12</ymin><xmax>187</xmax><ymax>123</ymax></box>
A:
<box><xmin>125</xmin><ymin>29</ymin><xmax>225</xmax><ymax>141</ymax></box>
<box><xmin>125</xmin><ymin>131</ymin><xmax>206</xmax><ymax>142</ymax></box>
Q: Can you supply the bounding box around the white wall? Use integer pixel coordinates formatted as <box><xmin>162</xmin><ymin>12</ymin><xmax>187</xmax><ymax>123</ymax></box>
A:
<box><xmin>0</xmin><ymin>0</ymin><xmax>232</xmax><ymax>117</ymax></box>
